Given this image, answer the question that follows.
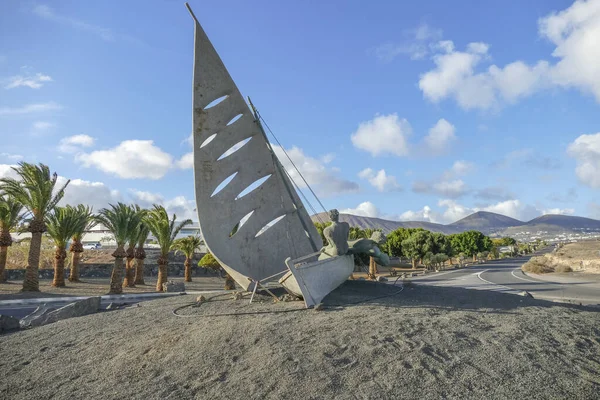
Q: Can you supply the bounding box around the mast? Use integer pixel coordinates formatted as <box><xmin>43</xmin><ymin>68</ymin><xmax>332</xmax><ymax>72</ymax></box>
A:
<box><xmin>248</xmin><ymin>97</ymin><xmax>319</xmax><ymax>252</ymax></box>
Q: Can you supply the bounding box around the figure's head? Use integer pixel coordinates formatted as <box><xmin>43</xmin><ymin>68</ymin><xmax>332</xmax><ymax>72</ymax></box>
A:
<box><xmin>328</xmin><ymin>209</ymin><xmax>339</xmax><ymax>222</ymax></box>
<box><xmin>370</xmin><ymin>231</ymin><xmax>386</xmax><ymax>244</ymax></box>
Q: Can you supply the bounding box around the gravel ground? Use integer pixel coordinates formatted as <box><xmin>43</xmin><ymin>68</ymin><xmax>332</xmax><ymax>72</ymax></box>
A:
<box><xmin>0</xmin><ymin>275</ymin><xmax>227</xmax><ymax>300</ymax></box>
<box><xmin>1</xmin><ymin>281</ymin><xmax>599</xmax><ymax>399</ymax></box>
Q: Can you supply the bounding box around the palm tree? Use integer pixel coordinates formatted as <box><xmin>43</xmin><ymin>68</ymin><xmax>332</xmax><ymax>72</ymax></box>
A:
<box><xmin>46</xmin><ymin>206</ymin><xmax>82</xmax><ymax>287</ymax></box>
<box><xmin>133</xmin><ymin>224</ymin><xmax>150</xmax><ymax>285</ymax></box>
<box><xmin>123</xmin><ymin>206</ymin><xmax>142</xmax><ymax>288</ymax></box>
<box><xmin>67</xmin><ymin>205</ymin><xmax>95</xmax><ymax>282</ymax></box>
<box><xmin>0</xmin><ymin>196</ymin><xmax>24</xmax><ymax>282</ymax></box>
<box><xmin>0</xmin><ymin>163</ymin><xmax>69</xmax><ymax>291</ymax></box>
<box><xmin>172</xmin><ymin>235</ymin><xmax>203</xmax><ymax>282</ymax></box>
<box><xmin>95</xmin><ymin>203</ymin><xmax>144</xmax><ymax>294</ymax></box>
<box><xmin>144</xmin><ymin>205</ymin><xmax>192</xmax><ymax>292</ymax></box>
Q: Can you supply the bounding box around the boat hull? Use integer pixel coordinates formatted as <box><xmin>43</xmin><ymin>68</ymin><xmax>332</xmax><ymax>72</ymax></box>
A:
<box><xmin>279</xmin><ymin>254</ymin><xmax>354</xmax><ymax>308</ymax></box>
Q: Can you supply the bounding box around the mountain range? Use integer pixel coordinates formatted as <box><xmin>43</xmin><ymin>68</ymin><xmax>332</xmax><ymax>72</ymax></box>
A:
<box><xmin>311</xmin><ymin>211</ymin><xmax>600</xmax><ymax>237</ymax></box>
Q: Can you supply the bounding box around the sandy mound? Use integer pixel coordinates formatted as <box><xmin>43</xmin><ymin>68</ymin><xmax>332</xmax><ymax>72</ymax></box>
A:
<box><xmin>1</xmin><ymin>281</ymin><xmax>599</xmax><ymax>399</ymax></box>
<box><xmin>525</xmin><ymin>241</ymin><xmax>600</xmax><ymax>274</ymax></box>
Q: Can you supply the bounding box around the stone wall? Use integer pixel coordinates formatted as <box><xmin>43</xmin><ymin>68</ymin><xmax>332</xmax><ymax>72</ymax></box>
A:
<box><xmin>5</xmin><ymin>262</ymin><xmax>219</xmax><ymax>281</ymax></box>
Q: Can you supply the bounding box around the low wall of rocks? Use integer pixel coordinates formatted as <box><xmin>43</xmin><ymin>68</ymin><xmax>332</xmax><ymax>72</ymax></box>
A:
<box><xmin>5</xmin><ymin>263</ymin><xmax>219</xmax><ymax>281</ymax></box>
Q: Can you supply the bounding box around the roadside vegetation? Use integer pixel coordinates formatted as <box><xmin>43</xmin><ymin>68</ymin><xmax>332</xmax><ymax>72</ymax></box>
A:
<box><xmin>523</xmin><ymin>241</ymin><xmax>600</xmax><ymax>274</ymax></box>
<box><xmin>1</xmin><ymin>162</ymin><xmax>549</xmax><ymax>293</ymax></box>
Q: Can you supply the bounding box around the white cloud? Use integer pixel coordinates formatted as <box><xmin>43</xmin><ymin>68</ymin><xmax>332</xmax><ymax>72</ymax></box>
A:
<box><xmin>76</xmin><ymin>140</ymin><xmax>173</xmax><ymax>180</ymax></box>
<box><xmin>321</xmin><ymin>153</ymin><xmax>335</xmax><ymax>164</ymax></box>
<box><xmin>418</xmin><ymin>0</ymin><xmax>600</xmax><ymax>109</ymax></box>
<box><xmin>474</xmin><ymin>186</ymin><xmax>514</xmax><ymax>201</ymax></box>
<box><xmin>432</xmin><ymin>179</ymin><xmax>468</xmax><ymax>198</ymax></box>
<box><xmin>0</xmin><ymin>102</ymin><xmax>62</xmax><ymax>116</ymax></box>
<box><xmin>57</xmin><ymin>177</ymin><xmax>122</xmax><ymax>211</ymax></box>
<box><xmin>4</xmin><ymin>72</ymin><xmax>53</xmax><ymax>89</ymax></box>
<box><xmin>447</xmin><ymin>160</ymin><xmax>475</xmax><ymax>177</ymax></box>
<box><xmin>424</xmin><ymin>118</ymin><xmax>456</xmax><ymax>154</ymax></box>
<box><xmin>493</xmin><ymin>148</ymin><xmax>561</xmax><ymax>170</ymax></box>
<box><xmin>351</xmin><ymin>113</ymin><xmax>411</xmax><ymax>157</ymax></box>
<box><xmin>130</xmin><ymin>190</ymin><xmax>197</xmax><ymax>220</ymax></box>
<box><xmin>340</xmin><ymin>201</ymin><xmax>380</xmax><ymax>218</ymax></box>
<box><xmin>32</xmin><ymin>121</ymin><xmax>55</xmax><ymax>131</ymax></box>
<box><xmin>541</xmin><ymin>208</ymin><xmax>575</xmax><ymax>215</ymax></box>
<box><xmin>0</xmin><ymin>153</ymin><xmax>23</xmax><ymax>161</ymax></box>
<box><xmin>398</xmin><ymin>205</ymin><xmax>438</xmax><ymax>222</ymax></box>
<box><xmin>374</xmin><ymin>23</ymin><xmax>443</xmax><ymax>62</ymax></box>
<box><xmin>567</xmin><ymin>132</ymin><xmax>600</xmax><ymax>188</ymax></box>
<box><xmin>437</xmin><ymin>199</ymin><xmax>472</xmax><ymax>223</ymax></box>
<box><xmin>480</xmin><ymin>199</ymin><xmax>539</xmax><ymax>221</ymax></box>
<box><xmin>272</xmin><ymin>145</ymin><xmax>359</xmax><ymax>197</ymax></box>
<box><xmin>176</xmin><ymin>152</ymin><xmax>193</xmax><ymax>169</ymax></box>
<box><xmin>59</xmin><ymin>134</ymin><xmax>95</xmax><ymax>153</ymax></box>
<box><xmin>33</xmin><ymin>4</ymin><xmax>115</xmax><ymax>41</ymax></box>
<box><xmin>540</xmin><ymin>0</ymin><xmax>600</xmax><ymax>102</ymax></box>
<box><xmin>358</xmin><ymin>168</ymin><xmax>402</xmax><ymax>192</ymax></box>
<box><xmin>0</xmin><ymin>164</ymin><xmax>19</xmax><ymax>180</ymax></box>
<box><xmin>413</xmin><ymin>178</ymin><xmax>469</xmax><ymax>199</ymax></box>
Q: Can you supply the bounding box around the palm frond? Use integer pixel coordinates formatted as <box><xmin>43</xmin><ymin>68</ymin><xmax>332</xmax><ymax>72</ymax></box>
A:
<box><xmin>0</xmin><ymin>162</ymin><xmax>69</xmax><ymax>221</ymax></box>
<box><xmin>46</xmin><ymin>206</ymin><xmax>83</xmax><ymax>248</ymax></box>
<box><xmin>145</xmin><ymin>205</ymin><xmax>192</xmax><ymax>257</ymax></box>
<box><xmin>0</xmin><ymin>195</ymin><xmax>25</xmax><ymax>232</ymax></box>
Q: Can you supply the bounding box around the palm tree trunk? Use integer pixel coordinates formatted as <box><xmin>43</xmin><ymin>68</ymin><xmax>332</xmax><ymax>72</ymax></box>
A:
<box><xmin>184</xmin><ymin>257</ymin><xmax>192</xmax><ymax>282</ymax></box>
<box><xmin>156</xmin><ymin>256</ymin><xmax>168</xmax><ymax>292</ymax></box>
<box><xmin>123</xmin><ymin>246</ymin><xmax>135</xmax><ymax>287</ymax></box>
<box><xmin>23</xmin><ymin>230</ymin><xmax>43</xmax><ymax>292</ymax></box>
<box><xmin>52</xmin><ymin>248</ymin><xmax>67</xmax><ymax>287</ymax></box>
<box><xmin>109</xmin><ymin>246</ymin><xmax>126</xmax><ymax>294</ymax></box>
<box><xmin>69</xmin><ymin>251</ymin><xmax>82</xmax><ymax>282</ymax></box>
<box><xmin>123</xmin><ymin>258</ymin><xmax>136</xmax><ymax>287</ymax></box>
<box><xmin>368</xmin><ymin>256</ymin><xmax>377</xmax><ymax>280</ymax></box>
<box><xmin>134</xmin><ymin>247</ymin><xmax>146</xmax><ymax>285</ymax></box>
<box><xmin>0</xmin><ymin>246</ymin><xmax>8</xmax><ymax>283</ymax></box>
<box><xmin>134</xmin><ymin>258</ymin><xmax>145</xmax><ymax>285</ymax></box>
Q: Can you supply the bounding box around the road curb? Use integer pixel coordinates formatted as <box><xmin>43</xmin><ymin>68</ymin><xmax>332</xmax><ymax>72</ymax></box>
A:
<box><xmin>0</xmin><ymin>290</ymin><xmax>227</xmax><ymax>307</ymax></box>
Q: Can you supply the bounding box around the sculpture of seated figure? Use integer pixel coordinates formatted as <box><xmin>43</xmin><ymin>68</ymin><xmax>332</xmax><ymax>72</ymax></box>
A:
<box><xmin>319</xmin><ymin>209</ymin><xmax>349</xmax><ymax>260</ymax></box>
<box><xmin>347</xmin><ymin>231</ymin><xmax>390</xmax><ymax>266</ymax></box>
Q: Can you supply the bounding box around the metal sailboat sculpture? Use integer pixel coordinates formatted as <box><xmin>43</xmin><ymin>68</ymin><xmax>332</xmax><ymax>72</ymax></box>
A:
<box><xmin>186</xmin><ymin>4</ymin><xmax>354</xmax><ymax>307</ymax></box>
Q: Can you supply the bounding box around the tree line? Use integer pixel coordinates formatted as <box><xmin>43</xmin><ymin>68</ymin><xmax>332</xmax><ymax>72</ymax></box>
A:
<box><xmin>0</xmin><ymin>162</ymin><xmax>205</xmax><ymax>294</ymax></box>
<box><xmin>314</xmin><ymin>222</ymin><xmax>528</xmax><ymax>270</ymax></box>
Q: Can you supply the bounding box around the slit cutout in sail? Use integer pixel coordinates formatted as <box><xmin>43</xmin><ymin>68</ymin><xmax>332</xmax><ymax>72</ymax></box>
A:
<box><xmin>217</xmin><ymin>137</ymin><xmax>252</xmax><ymax>161</ymax></box>
<box><xmin>226</xmin><ymin>113</ymin><xmax>243</xmax><ymax>126</ymax></box>
<box><xmin>235</xmin><ymin>174</ymin><xmax>272</xmax><ymax>200</ymax></box>
<box><xmin>203</xmin><ymin>95</ymin><xmax>229</xmax><ymax>110</ymax></box>
<box><xmin>211</xmin><ymin>172</ymin><xmax>238</xmax><ymax>197</ymax></box>
<box><xmin>229</xmin><ymin>210</ymin><xmax>254</xmax><ymax>237</ymax></box>
<box><xmin>200</xmin><ymin>133</ymin><xmax>217</xmax><ymax>148</ymax></box>
<box><xmin>255</xmin><ymin>214</ymin><xmax>287</xmax><ymax>238</ymax></box>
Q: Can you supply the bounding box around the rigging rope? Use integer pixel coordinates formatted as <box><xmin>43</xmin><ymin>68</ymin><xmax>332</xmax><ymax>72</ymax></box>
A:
<box><xmin>255</xmin><ymin>111</ymin><xmax>329</xmax><ymax>217</ymax></box>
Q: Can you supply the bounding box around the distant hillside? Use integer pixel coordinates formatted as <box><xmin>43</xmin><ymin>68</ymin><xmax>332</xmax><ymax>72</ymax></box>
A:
<box><xmin>311</xmin><ymin>212</ymin><xmax>460</xmax><ymax>234</ymax></box>
<box><xmin>449</xmin><ymin>211</ymin><xmax>525</xmax><ymax>234</ymax></box>
<box><xmin>310</xmin><ymin>211</ymin><xmax>600</xmax><ymax>237</ymax></box>
<box><xmin>526</xmin><ymin>214</ymin><xmax>600</xmax><ymax>230</ymax></box>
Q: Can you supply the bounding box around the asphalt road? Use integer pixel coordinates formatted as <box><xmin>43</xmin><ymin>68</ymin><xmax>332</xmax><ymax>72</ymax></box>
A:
<box><xmin>410</xmin><ymin>253</ymin><xmax>600</xmax><ymax>306</ymax></box>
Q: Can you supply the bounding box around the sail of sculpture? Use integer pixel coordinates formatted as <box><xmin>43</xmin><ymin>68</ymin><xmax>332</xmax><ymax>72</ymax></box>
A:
<box><xmin>186</xmin><ymin>5</ymin><xmax>322</xmax><ymax>290</ymax></box>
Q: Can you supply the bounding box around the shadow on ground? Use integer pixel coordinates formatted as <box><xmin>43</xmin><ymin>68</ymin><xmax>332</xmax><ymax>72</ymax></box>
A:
<box><xmin>321</xmin><ymin>280</ymin><xmax>600</xmax><ymax>313</ymax></box>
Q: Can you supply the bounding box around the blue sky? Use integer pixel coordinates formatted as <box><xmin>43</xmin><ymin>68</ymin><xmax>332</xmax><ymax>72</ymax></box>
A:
<box><xmin>1</xmin><ymin>0</ymin><xmax>600</xmax><ymax>223</ymax></box>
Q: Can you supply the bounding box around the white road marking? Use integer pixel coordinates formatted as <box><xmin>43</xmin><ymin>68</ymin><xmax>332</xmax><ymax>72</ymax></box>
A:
<box><xmin>511</xmin><ymin>268</ymin><xmax>544</xmax><ymax>283</ymax></box>
<box><xmin>476</xmin><ymin>270</ymin><xmax>519</xmax><ymax>292</ymax></box>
